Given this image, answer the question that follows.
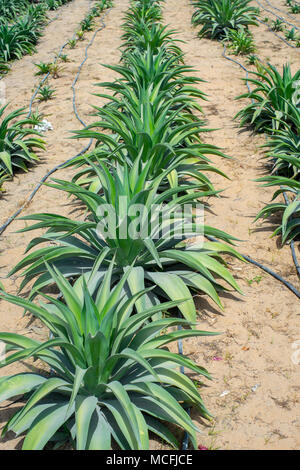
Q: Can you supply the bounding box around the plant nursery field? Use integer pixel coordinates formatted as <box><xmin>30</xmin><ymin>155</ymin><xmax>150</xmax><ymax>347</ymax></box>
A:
<box><xmin>0</xmin><ymin>0</ymin><xmax>299</xmax><ymax>451</ymax></box>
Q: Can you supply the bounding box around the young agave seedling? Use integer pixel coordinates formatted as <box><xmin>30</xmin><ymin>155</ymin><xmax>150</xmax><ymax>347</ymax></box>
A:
<box><xmin>49</xmin><ymin>63</ymin><xmax>64</xmax><ymax>79</ymax></box>
<box><xmin>80</xmin><ymin>16</ymin><xmax>95</xmax><ymax>32</ymax></box>
<box><xmin>285</xmin><ymin>27</ymin><xmax>298</xmax><ymax>41</ymax></box>
<box><xmin>246</xmin><ymin>54</ymin><xmax>258</xmax><ymax>65</ymax></box>
<box><xmin>290</xmin><ymin>4</ymin><xmax>300</xmax><ymax>13</ymax></box>
<box><xmin>38</xmin><ymin>84</ymin><xmax>56</xmax><ymax>101</ymax></box>
<box><xmin>76</xmin><ymin>30</ymin><xmax>85</xmax><ymax>41</ymax></box>
<box><xmin>59</xmin><ymin>53</ymin><xmax>69</xmax><ymax>62</ymax></box>
<box><xmin>68</xmin><ymin>38</ymin><xmax>77</xmax><ymax>49</ymax></box>
<box><xmin>271</xmin><ymin>19</ymin><xmax>284</xmax><ymax>32</ymax></box>
<box><xmin>96</xmin><ymin>0</ymin><xmax>114</xmax><ymax>11</ymax></box>
<box><xmin>224</xmin><ymin>27</ymin><xmax>256</xmax><ymax>55</ymax></box>
<box><xmin>29</xmin><ymin>109</ymin><xmax>44</xmax><ymax>127</ymax></box>
<box><xmin>34</xmin><ymin>61</ymin><xmax>51</xmax><ymax>76</ymax></box>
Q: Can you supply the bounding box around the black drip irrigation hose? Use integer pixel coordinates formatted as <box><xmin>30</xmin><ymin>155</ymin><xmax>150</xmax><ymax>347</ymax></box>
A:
<box><xmin>221</xmin><ymin>42</ymin><xmax>300</xmax><ymax>293</ymax></box>
<box><xmin>206</xmin><ymin>233</ymin><xmax>300</xmax><ymax>298</ymax></box>
<box><xmin>72</xmin><ymin>8</ymin><xmax>111</xmax><ymax>126</ymax></box>
<box><xmin>0</xmin><ymin>7</ymin><xmax>112</xmax><ymax>237</ymax></box>
<box><xmin>255</xmin><ymin>0</ymin><xmax>300</xmax><ymax>30</ymax></box>
<box><xmin>222</xmin><ymin>45</ymin><xmax>252</xmax><ymax>94</ymax></box>
<box><xmin>255</xmin><ymin>16</ymin><xmax>297</xmax><ymax>47</ymax></box>
<box><xmin>265</xmin><ymin>0</ymin><xmax>300</xmax><ymax>20</ymax></box>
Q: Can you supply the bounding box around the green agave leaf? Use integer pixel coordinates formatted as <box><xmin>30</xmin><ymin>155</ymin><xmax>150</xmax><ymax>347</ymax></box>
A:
<box><xmin>145</xmin><ymin>271</ymin><xmax>196</xmax><ymax>322</ymax></box>
<box><xmin>22</xmin><ymin>401</ymin><xmax>74</xmax><ymax>450</ymax></box>
<box><xmin>75</xmin><ymin>395</ymin><xmax>98</xmax><ymax>450</ymax></box>
<box><xmin>0</xmin><ymin>373</ymin><xmax>46</xmax><ymax>406</ymax></box>
<box><xmin>86</xmin><ymin>408</ymin><xmax>111</xmax><ymax>450</ymax></box>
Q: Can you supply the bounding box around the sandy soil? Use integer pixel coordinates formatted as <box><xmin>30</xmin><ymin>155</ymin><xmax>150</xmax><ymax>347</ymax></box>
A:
<box><xmin>0</xmin><ymin>0</ymin><xmax>299</xmax><ymax>450</ymax></box>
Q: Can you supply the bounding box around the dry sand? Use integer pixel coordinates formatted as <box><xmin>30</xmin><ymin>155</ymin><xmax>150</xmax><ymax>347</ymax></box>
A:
<box><xmin>0</xmin><ymin>0</ymin><xmax>299</xmax><ymax>450</ymax></box>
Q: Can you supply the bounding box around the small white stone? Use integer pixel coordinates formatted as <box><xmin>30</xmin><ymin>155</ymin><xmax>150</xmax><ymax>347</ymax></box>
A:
<box><xmin>34</xmin><ymin>119</ymin><xmax>53</xmax><ymax>133</ymax></box>
<box><xmin>251</xmin><ymin>384</ymin><xmax>260</xmax><ymax>392</ymax></box>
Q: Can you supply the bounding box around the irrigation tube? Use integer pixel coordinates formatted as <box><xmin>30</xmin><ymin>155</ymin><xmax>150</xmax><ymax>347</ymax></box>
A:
<box><xmin>71</xmin><ymin>8</ymin><xmax>112</xmax><ymax>127</ymax></box>
<box><xmin>0</xmin><ymin>7</ymin><xmax>112</xmax><ymax>237</ymax></box>
<box><xmin>255</xmin><ymin>16</ymin><xmax>297</xmax><ymax>48</ymax></box>
<box><xmin>255</xmin><ymin>0</ymin><xmax>300</xmax><ymax>31</ymax></box>
<box><xmin>206</xmin><ymin>234</ymin><xmax>300</xmax><ymax>299</ymax></box>
<box><xmin>264</xmin><ymin>0</ymin><xmax>300</xmax><ymax>20</ymax></box>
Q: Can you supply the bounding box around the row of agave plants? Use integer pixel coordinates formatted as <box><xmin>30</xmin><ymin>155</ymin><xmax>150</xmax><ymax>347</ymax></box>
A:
<box><xmin>191</xmin><ymin>0</ymin><xmax>300</xmax><ymax>248</ymax></box>
<box><xmin>0</xmin><ymin>0</ymin><xmax>112</xmax><ymax>192</ymax></box>
<box><xmin>0</xmin><ymin>0</ymin><xmax>244</xmax><ymax>450</ymax></box>
<box><xmin>237</xmin><ymin>62</ymin><xmax>300</xmax><ymax>246</ymax></box>
<box><xmin>0</xmin><ymin>0</ymin><xmax>75</xmax><ymax>70</ymax></box>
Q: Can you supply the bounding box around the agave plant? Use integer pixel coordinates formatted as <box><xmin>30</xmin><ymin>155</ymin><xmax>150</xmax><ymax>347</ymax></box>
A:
<box><xmin>34</xmin><ymin>61</ymin><xmax>51</xmax><ymax>76</ymax></box>
<box><xmin>0</xmin><ymin>60</ymin><xmax>9</xmax><ymax>74</ymax></box>
<box><xmin>68</xmin><ymin>38</ymin><xmax>77</xmax><ymax>49</ymax></box>
<box><xmin>76</xmin><ymin>30</ymin><xmax>85</xmax><ymax>41</ymax></box>
<box><xmin>0</xmin><ymin>263</ymin><xmax>215</xmax><ymax>450</ymax></box>
<box><xmin>38</xmin><ymin>85</ymin><xmax>56</xmax><ymax>101</ymax></box>
<box><xmin>0</xmin><ymin>168</ymin><xmax>9</xmax><ymax>192</ymax></box>
<box><xmin>290</xmin><ymin>3</ymin><xmax>300</xmax><ymax>13</ymax></box>
<box><xmin>69</xmin><ymin>44</ymin><xmax>228</xmax><ymax>192</ymax></box>
<box><xmin>285</xmin><ymin>27</ymin><xmax>299</xmax><ymax>41</ymax></box>
<box><xmin>224</xmin><ymin>27</ymin><xmax>256</xmax><ymax>55</ymax></box>
<box><xmin>0</xmin><ymin>23</ymin><xmax>35</xmax><ymax>62</ymax></box>
<box><xmin>191</xmin><ymin>0</ymin><xmax>259</xmax><ymax>39</ymax></box>
<box><xmin>271</xmin><ymin>19</ymin><xmax>284</xmax><ymax>32</ymax></box>
<box><xmin>264</xmin><ymin>126</ymin><xmax>300</xmax><ymax>178</ymax></box>
<box><xmin>122</xmin><ymin>22</ymin><xmax>183</xmax><ymax>58</ymax></box>
<box><xmin>246</xmin><ymin>54</ymin><xmax>258</xmax><ymax>65</ymax></box>
<box><xmin>123</xmin><ymin>1</ymin><xmax>162</xmax><ymax>29</ymax></box>
<box><xmin>255</xmin><ymin>171</ymin><xmax>300</xmax><ymax>243</ymax></box>
<box><xmin>95</xmin><ymin>0</ymin><xmax>114</xmax><ymax>12</ymax></box>
<box><xmin>80</xmin><ymin>16</ymin><xmax>95</xmax><ymax>32</ymax></box>
<box><xmin>45</xmin><ymin>0</ymin><xmax>61</xmax><ymax>10</ymax></box>
<box><xmin>235</xmin><ymin>63</ymin><xmax>300</xmax><ymax>132</ymax></box>
<box><xmin>0</xmin><ymin>0</ymin><xmax>29</xmax><ymax>21</ymax></box>
<box><xmin>0</xmin><ymin>105</ymin><xmax>45</xmax><ymax>176</ymax></box>
<box><xmin>14</xmin><ymin>15</ymin><xmax>42</xmax><ymax>45</ymax></box>
<box><xmin>10</xmin><ymin>159</ymin><xmax>242</xmax><ymax>319</ymax></box>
